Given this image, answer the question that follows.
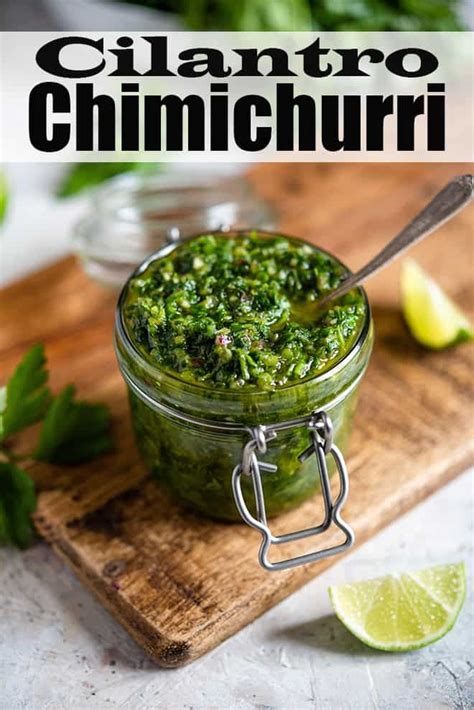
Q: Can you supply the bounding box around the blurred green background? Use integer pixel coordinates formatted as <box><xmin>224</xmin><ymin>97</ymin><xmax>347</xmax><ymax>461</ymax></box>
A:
<box><xmin>117</xmin><ymin>0</ymin><xmax>465</xmax><ymax>31</ymax></box>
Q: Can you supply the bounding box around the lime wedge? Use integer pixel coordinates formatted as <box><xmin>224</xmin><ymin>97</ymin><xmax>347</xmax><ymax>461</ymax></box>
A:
<box><xmin>0</xmin><ymin>170</ymin><xmax>8</xmax><ymax>225</ymax></box>
<box><xmin>401</xmin><ymin>259</ymin><xmax>473</xmax><ymax>349</ymax></box>
<box><xmin>328</xmin><ymin>562</ymin><xmax>466</xmax><ymax>652</ymax></box>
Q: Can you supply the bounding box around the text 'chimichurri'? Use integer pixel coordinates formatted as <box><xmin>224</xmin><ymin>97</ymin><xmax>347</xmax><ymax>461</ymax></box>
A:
<box><xmin>123</xmin><ymin>233</ymin><xmax>366</xmax><ymax>390</ymax></box>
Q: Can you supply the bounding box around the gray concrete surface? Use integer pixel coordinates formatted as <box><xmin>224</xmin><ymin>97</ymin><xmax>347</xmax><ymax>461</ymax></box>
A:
<box><xmin>0</xmin><ymin>470</ymin><xmax>472</xmax><ymax>710</ymax></box>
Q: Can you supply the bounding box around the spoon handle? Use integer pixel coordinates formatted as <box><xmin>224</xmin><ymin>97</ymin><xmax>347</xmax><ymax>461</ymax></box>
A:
<box><xmin>318</xmin><ymin>174</ymin><xmax>473</xmax><ymax>307</ymax></box>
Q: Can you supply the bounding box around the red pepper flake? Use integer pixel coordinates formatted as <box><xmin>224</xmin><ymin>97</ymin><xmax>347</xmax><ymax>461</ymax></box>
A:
<box><xmin>215</xmin><ymin>334</ymin><xmax>232</xmax><ymax>347</ymax></box>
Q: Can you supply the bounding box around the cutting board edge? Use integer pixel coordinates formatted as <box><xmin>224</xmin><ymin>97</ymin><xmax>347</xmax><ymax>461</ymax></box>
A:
<box><xmin>41</xmin><ymin>530</ymin><xmax>195</xmax><ymax>668</ymax></box>
<box><xmin>35</xmin><ymin>445</ymin><xmax>473</xmax><ymax>668</ymax></box>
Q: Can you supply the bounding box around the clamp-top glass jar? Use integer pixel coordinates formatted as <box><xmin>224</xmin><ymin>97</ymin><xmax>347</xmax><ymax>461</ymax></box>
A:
<box><xmin>73</xmin><ymin>170</ymin><xmax>275</xmax><ymax>288</ymax></box>
<box><xmin>115</xmin><ymin>230</ymin><xmax>373</xmax><ymax>570</ymax></box>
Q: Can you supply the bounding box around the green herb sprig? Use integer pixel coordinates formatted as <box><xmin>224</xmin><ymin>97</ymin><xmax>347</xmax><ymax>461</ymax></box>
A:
<box><xmin>0</xmin><ymin>345</ymin><xmax>113</xmax><ymax>548</ymax></box>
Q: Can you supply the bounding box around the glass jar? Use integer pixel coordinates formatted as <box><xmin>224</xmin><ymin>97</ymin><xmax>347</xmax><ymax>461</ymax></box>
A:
<box><xmin>115</xmin><ymin>230</ymin><xmax>373</xmax><ymax>570</ymax></box>
<box><xmin>73</xmin><ymin>170</ymin><xmax>275</xmax><ymax>289</ymax></box>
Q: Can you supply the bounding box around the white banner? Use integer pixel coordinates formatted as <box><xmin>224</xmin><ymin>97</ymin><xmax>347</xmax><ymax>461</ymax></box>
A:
<box><xmin>0</xmin><ymin>32</ymin><xmax>472</xmax><ymax>162</ymax></box>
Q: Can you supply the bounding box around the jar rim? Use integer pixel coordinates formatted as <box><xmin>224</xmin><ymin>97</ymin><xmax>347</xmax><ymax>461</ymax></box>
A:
<box><xmin>73</xmin><ymin>172</ymin><xmax>276</xmax><ymax>279</ymax></box>
<box><xmin>115</xmin><ymin>228</ymin><xmax>372</xmax><ymax>402</ymax></box>
<box><xmin>90</xmin><ymin>170</ymin><xmax>257</xmax><ymax>227</ymax></box>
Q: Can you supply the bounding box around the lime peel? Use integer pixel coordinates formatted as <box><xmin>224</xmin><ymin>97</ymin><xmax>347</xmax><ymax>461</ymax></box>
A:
<box><xmin>401</xmin><ymin>259</ymin><xmax>473</xmax><ymax>349</ymax></box>
<box><xmin>0</xmin><ymin>170</ymin><xmax>8</xmax><ymax>225</ymax></box>
<box><xmin>328</xmin><ymin>562</ymin><xmax>466</xmax><ymax>652</ymax></box>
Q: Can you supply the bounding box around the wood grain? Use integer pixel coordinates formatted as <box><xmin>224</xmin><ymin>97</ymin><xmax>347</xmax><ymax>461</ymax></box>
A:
<box><xmin>1</xmin><ymin>164</ymin><xmax>473</xmax><ymax>667</ymax></box>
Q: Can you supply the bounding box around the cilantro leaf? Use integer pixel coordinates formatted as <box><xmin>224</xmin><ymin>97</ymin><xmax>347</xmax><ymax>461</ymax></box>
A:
<box><xmin>0</xmin><ymin>463</ymin><xmax>36</xmax><ymax>548</ymax></box>
<box><xmin>34</xmin><ymin>385</ymin><xmax>113</xmax><ymax>465</ymax></box>
<box><xmin>0</xmin><ymin>344</ymin><xmax>51</xmax><ymax>441</ymax></box>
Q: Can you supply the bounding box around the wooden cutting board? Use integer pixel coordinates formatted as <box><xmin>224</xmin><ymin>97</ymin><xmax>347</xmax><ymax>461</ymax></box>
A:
<box><xmin>1</xmin><ymin>164</ymin><xmax>473</xmax><ymax>668</ymax></box>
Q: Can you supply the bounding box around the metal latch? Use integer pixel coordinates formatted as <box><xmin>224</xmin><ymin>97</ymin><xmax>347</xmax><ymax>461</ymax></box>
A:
<box><xmin>231</xmin><ymin>411</ymin><xmax>354</xmax><ymax>571</ymax></box>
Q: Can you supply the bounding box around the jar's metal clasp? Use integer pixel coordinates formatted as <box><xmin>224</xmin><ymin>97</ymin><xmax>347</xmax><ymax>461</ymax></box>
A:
<box><xmin>231</xmin><ymin>412</ymin><xmax>354</xmax><ymax>572</ymax></box>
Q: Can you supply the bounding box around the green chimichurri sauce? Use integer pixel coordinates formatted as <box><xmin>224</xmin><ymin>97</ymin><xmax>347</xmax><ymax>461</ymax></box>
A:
<box><xmin>123</xmin><ymin>233</ymin><xmax>366</xmax><ymax>390</ymax></box>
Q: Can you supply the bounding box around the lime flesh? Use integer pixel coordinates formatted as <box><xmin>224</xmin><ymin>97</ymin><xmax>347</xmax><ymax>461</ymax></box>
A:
<box><xmin>0</xmin><ymin>171</ymin><xmax>8</xmax><ymax>225</ymax></box>
<box><xmin>329</xmin><ymin>562</ymin><xmax>466</xmax><ymax>652</ymax></box>
<box><xmin>401</xmin><ymin>259</ymin><xmax>473</xmax><ymax>349</ymax></box>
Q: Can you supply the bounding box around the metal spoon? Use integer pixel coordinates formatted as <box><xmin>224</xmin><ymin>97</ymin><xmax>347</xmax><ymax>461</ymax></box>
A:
<box><xmin>317</xmin><ymin>174</ymin><xmax>473</xmax><ymax>309</ymax></box>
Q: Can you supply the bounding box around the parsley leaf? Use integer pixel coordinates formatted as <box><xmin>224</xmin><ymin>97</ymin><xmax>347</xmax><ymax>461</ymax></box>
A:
<box><xmin>0</xmin><ymin>344</ymin><xmax>51</xmax><ymax>441</ymax></box>
<box><xmin>0</xmin><ymin>346</ymin><xmax>113</xmax><ymax>549</ymax></box>
<box><xmin>0</xmin><ymin>463</ymin><xmax>36</xmax><ymax>548</ymax></box>
<box><xmin>34</xmin><ymin>385</ymin><xmax>113</xmax><ymax>465</ymax></box>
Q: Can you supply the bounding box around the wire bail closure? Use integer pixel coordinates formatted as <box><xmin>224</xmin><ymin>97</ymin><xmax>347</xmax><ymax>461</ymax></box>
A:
<box><xmin>231</xmin><ymin>412</ymin><xmax>354</xmax><ymax>571</ymax></box>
